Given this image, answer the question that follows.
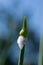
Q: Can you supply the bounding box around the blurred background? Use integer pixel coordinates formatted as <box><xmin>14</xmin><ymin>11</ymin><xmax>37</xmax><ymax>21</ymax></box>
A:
<box><xmin>0</xmin><ymin>0</ymin><xmax>43</xmax><ymax>65</ymax></box>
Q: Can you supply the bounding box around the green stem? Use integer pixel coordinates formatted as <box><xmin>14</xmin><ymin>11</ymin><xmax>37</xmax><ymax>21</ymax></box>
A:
<box><xmin>38</xmin><ymin>26</ymin><xmax>43</xmax><ymax>65</ymax></box>
<box><xmin>18</xmin><ymin>45</ymin><xmax>25</xmax><ymax>65</ymax></box>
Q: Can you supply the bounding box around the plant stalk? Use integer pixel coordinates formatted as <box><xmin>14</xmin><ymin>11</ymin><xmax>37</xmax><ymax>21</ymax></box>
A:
<box><xmin>18</xmin><ymin>45</ymin><xmax>25</xmax><ymax>65</ymax></box>
<box><xmin>38</xmin><ymin>26</ymin><xmax>43</xmax><ymax>65</ymax></box>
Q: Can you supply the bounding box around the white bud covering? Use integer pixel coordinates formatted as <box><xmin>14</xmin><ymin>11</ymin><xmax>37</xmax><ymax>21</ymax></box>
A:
<box><xmin>17</xmin><ymin>36</ymin><xmax>25</xmax><ymax>49</ymax></box>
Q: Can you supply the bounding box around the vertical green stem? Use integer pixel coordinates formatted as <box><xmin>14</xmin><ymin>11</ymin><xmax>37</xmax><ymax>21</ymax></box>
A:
<box><xmin>18</xmin><ymin>45</ymin><xmax>25</xmax><ymax>65</ymax></box>
<box><xmin>38</xmin><ymin>26</ymin><xmax>43</xmax><ymax>65</ymax></box>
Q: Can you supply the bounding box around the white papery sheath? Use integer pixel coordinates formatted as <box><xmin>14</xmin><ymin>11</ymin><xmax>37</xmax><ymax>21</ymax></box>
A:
<box><xmin>17</xmin><ymin>36</ymin><xmax>25</xmax><ymax>49</ymax></box>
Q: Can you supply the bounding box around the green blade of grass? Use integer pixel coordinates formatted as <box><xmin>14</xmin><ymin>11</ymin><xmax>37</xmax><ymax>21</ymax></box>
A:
<box><xmin>38</xmin><ymin>25</ymin><xmax>43</xmax><ymax>65</ymax></box>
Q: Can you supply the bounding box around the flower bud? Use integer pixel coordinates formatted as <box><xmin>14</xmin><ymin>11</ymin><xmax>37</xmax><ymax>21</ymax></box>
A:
<box><xmin>17</xmin><ymin>16</ymin><xmax>28</xmax><ymax>49</ymax></box>
<box><xmin>19</xmin><ymin>16</ymin><xmax>28</xmax><ymax>38</ymax></box>
<box><xmin>17</xmin><ymin>36</ymin><xmax>25</xmax><ymax>49</ymax></box>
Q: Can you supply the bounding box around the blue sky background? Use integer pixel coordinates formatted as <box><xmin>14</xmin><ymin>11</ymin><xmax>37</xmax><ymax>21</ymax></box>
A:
<box><xmin>0</xmin><ymin>0</ymin><xmax>43</xmax><ymax>64</ymax></box>
<box><xmin>0</xmin><ymin>0</ymin><xmax>43</xmax><ymax>39</ymax></box>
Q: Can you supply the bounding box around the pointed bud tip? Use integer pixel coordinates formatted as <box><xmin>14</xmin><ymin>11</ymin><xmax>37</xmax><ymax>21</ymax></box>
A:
<box><xmin>19</xmin><ymin>16</ymin><xmax>28</xmax><ymax>38</ymax></box>
<box><xmin>24</xmin><ymin>16</ymin><xmax>26</xmax><ymax>19</ymax></box>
